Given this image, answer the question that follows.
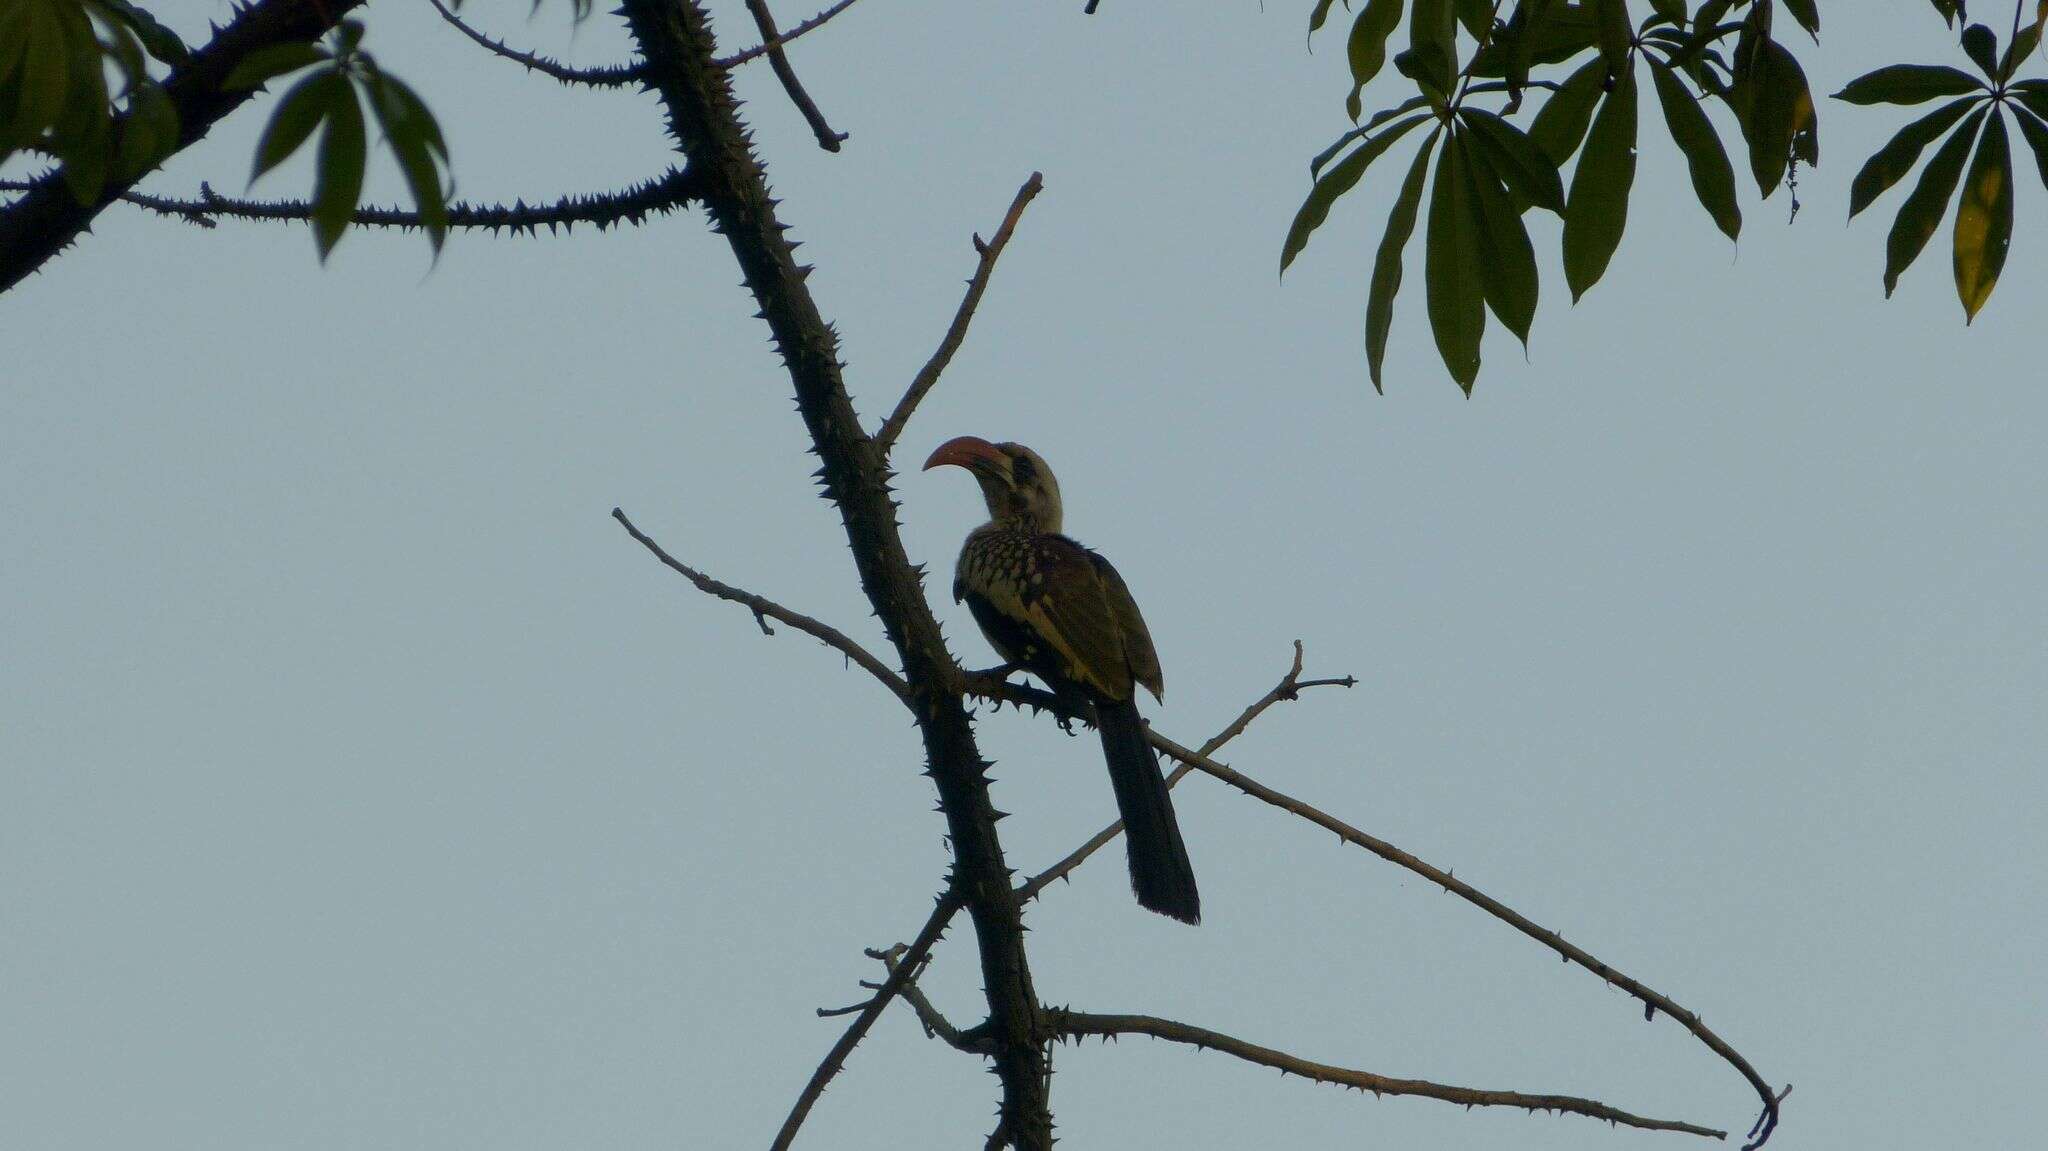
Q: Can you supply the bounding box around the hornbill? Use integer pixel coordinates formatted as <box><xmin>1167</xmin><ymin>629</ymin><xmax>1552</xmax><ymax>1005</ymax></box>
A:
<box><xmin>924</xmin><ymin>436</ymin><xmax>1200</xmax><ymax>924</ymax></box>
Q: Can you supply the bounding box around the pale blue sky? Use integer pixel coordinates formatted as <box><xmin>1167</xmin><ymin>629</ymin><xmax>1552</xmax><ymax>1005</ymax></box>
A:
<box><xmin>5</xmin><ymin>3</ymin><xmax>2044</xmax><ymax>1149</ymax></box>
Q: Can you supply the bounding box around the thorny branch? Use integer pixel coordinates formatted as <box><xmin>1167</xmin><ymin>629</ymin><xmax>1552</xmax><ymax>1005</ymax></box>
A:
<box><xmin>1015</xmin><ymin>641</ymin><xmax>1353</xmax><ymax>902</ymax></box>
<box><xmin>772</xmin><ymin>892</ymin><xmax>963</xmax><ymax>1151</ymax></box>
<box><xmin>741</xmin><ymin>0</ymin><xmax>849</xmax><ymax>150</ymax></box>
<box><xmin>1046</xmin><ymin>1011</ymin><xmax>1727</xmax><ymax>1140</ymax></box>
<box><xmin>1</xmin><ymin>167</ymin><xmax>709</xmax><ymax>236</ymax></box>
<box><xmin>788</xmin><ymin>644</ymin><xmax>1349</xmax><ymax>1142</ymax></box>
<box><xmin>968</xmin><ymin>669</ymin><xmax>1785</xmax><ymax>1149</ymax></box>
<box><xmin>862</xmin><ymin>944</ymin><xmax>992</xmax><ymax>1054</ymax></box>
<box><xmin>875</xmin><ymin>172</ymin><xmax>1046</xmax><ymax>454</ymax></box>
<box><xmin>612</xmin><ymin>508</ymin><xmax>910</xmax><ymax>702</ymax></box>
<box><xmin>426</xmin><ymin>0</ymin><xmax>643</xmax><ymax>87</ymax></box>
<box><xmin>1139</xmin><ymin>728</ymin><xmax>1788</xmax><ymax>1150</ymax></box>
<box><xmin>0</xmin><ymin>0</ymin><xmax>368</xmax><ymax>293</ymax></box>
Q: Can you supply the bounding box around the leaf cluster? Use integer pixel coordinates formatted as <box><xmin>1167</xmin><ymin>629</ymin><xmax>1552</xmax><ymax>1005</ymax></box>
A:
<box><xmin>227</xmin><ymin>18</ymin><xmax>452</xmax><ymax>260</ymax></box>
<box><xmin>1291</xmin><ymin>0</ymin><xmax>2044</xmax><ymax>391</ymax></box>
<box><xmin>1836</xmin><ymin>8</ymin><xmax>2048</xmax><ymax>321</ymax></box>
<box><xmin>0</xmin><ymin>0</ymin><xmax>186</xmax><ymax>203</ymax></box>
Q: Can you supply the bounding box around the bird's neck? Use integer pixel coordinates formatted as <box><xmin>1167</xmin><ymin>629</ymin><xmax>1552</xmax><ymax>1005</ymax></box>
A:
<box><xmin>983</xmin><ymin>509</ymin><xmax>1059</xmax><ymax>535</ymax></box>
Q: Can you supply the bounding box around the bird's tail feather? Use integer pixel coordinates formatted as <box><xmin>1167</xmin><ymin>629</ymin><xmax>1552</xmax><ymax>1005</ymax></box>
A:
<box><xmin>1096</xmin><ymin>698</ymin><xmax>1200</xmax><ymax>924</ymax></box>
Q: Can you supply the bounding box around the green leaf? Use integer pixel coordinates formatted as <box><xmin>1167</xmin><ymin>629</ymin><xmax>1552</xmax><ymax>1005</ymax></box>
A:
<box><xmin>365</xmin><ymin>72</ymin><xmax>452</xmax><ymax>253</ymax></box>
<box><xmin>1455</xmin><ymin>0</ymin><xmax>1493</xmax><ymax>40</ymax></box>
<box><xmin>1458</xmin><ymin>106</ymin><xmax>1566</xmax><ymax>213</ymax></box>
<box><xmin>1648</xmin><ymin>0</ymin><xmax>1688</xmax><ymax>29</ymax></box>
<box><xmin>1781</xmin><ymin>0</ymin><xmax>1820</xmax><ymax>41</ymax></box>
<box><xmin>1960</xmin><ymin>23</ymin><xmax>1998</xmax><ymax>80</ymax></box>
<box><xmin>312</xmin><ymin>77</ymin><xmax>367</xmax><ymax>260</ymax></box>
<box><xmin>1281</xmin><ymin>113</ymin><xmax>1432</xmax><ymax>272</ymax></box>
<box><xmin>1563</xmin><ymin>69</ymin><xmax>1638</xmax><ymax>301</ymax></box>
<box><xmin>1425</xmin><ymin>129</ymin><xmax>1484</xmax><ymax>391</ymax></box>
<box><xmin>1529</xmin><ymin>56</ymin><xmax>1606</xmax><ymax>165</ymax></box>
<box><xmin>53</xmin><ymin>49</ymin><xmax>111</xmax><ymax>204</ymax></box>
<box><xmin>1926</xmin><ymin>0</ymin><xmax>1964</xmax><ymax>30</ymax></box>
<box><xmin>1883</xmin><ymin>106</ymin><xmax>1985</xmax><ymax>296</ymax></box>
<box><xmin>334</xmin><ymin>18</ymin><xmax>366</xmax><ymax>59</ymax></box>
<box><xmin>1847</xmin><ymin>95</ymin><xmax>1980</xmax><ymax>218</ymax></box>
<box><xmin>1366</xmin><ymin>130</ymin><xmax>1440</xmax><ymax>392</ymax></box>
<box><xmin>250</xmin><ymin>69</ymin><xmax>338</xmax><ymax>183</ymax></box>
<box><xmin>2010</xmin><ymin>105</ymin><xmax>2048</xmax><ymax>196</ymax></box>
<box><xmin>223</xmin><ymin>41</ymin><xmax>329</xmax><ymax>90</ymax></box>
<box><xmin>2000</xmin><ymin>23</ymin><xmax>2040</xmax><ymax>82</ymax></box>
<box><xmin>1728</xmin><ymin>35</ymin><xmax>1817</xmax><ymax>195</ymax></box>
<box><xmin>2016</xmin><ymin>79</ymin><xmax>2048</xmax><ymax>123</ymax></box>
<box><xmin>1951</xmin><ymin>110</ymin><xmax>2011</xmax><ymax>322</ymax></box>
<box><xmin>1460</xmin><ymin>127</ymin><xmax>1539</xmax><ymax>348</ymax></box>
<box><xmin>114</xmin><ymin>79</ymin><xmax>179</xmax><ymax>180</ymax></box>
<box><xmin>1832</xmin><ymin>64</ymin><xmax>1985</xmax><ymax>105</ymax></box>
<box><xmin>366</xmin><ymin>71</ymin><xmax>448</xmax><ymax>160</ymax></box>
<box><xmin>93</xmin><ymin>0</ymin><xmax>190</xmax><ymax>65</ymax></box>
<box><xmin>17</xmin><ymin>6</ymin><xmax>73</xmax><ymax>134</ymax></box>
<box><xmin>1312</xmin><ymin>94</ymin><xmax>1432</xmax><ymax>177</ymax></box>
<box><xmin>1649</xmin><ymin>56</ymin><xmax>1740</xmax><ymax>241</ymax></box>
<box><xmin>1346</xmin><ymin>0</ymin><xmax>1405</xmax><ymax>118</ymax></box>
<box><xmin>1309</xmin><ymin>0</ymin><xmax>1338</xmax><ymax>36</ymax></box>
<box><xmin>1593</xmin><ymin>0</ymin><xmax>1633</xmax><ymax>83</ymax></box>
<box><xmin>1407</xmin><ymin>0</ymin><xmax>1459</xmax><ymax>99</ymax></box>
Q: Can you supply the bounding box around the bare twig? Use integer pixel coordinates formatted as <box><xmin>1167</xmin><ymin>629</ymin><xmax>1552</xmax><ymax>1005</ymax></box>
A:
<box><xmin>1046</xmin><ymin>1010</ymin><xmax>1727</xmax><ymax>1140</ymax></box>
<box><xmin>612</xmin><ymin>507</ymin><xmax>910</xmax><ymax>701</ymax></box>
<box><xmin>1142</xmin><ymin>731</ymin><xmax>1787</xmax><ymax>1149</ymax></box>
<box><xmin>1014</xmin><ymin>641</ymin><xmax>1354</xmax><ymax>902</ymax></box>
<box><xmin>426</xmin><ymin>0</ymin><xmax>642</xmax><ymax>87</ymax></box>
<box><xmin>773</xmin><ymin>893</ymin><xmax>962</xmax><ymax>1151</ymax></box>
<box><xmin>874</xmin><ymin>173</ymin><xmax>1046</xmax><ymax>455</ymax></box>
<box><xmin>965</xmin><ymin>672</ymin><xmax>1785</xmax><ymax>1148</ymax></box>
<box><xmin>3</xmin><ymin>167</ymin><xmax>708</xmax><ymax>236</ymax></box>
<box><xmin>714</xmin><ymin>0</ymin><xmax>863</xmax><ymax>67</ymax></box>
<box><xmin>741</xmin><ymin>0</ymin><xmax>849</xmax><ymax>150</ymax></box>
<box><xmin>865</xmin><ymin>944</ymin><xmax>993</xmax><ymax>1054</ymax></box>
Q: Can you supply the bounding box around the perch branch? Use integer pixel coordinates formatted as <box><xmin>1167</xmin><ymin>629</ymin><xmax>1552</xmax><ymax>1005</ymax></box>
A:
<box><xmin>1046</xmin><ymin>1010</ymin><xmax>1726</xmax><ymax>1140</ymax></box>
<box><xmin>741</xmin><ymin>0</ymin><xmax>849</xmax><ymax>150</ymax></box>
<box><xmin>774</xmin><ymin>892</ymin><xmax>963</xmax><ymax>1151</ymax></box>
<box><xmin>714</xmin><ymin>0</ymin><xmax>864</xmax><ymax>67</ymax></box>
<box><xmin>1014</xmin><ymin>641</ymin><xmax>1354</xmax><ymax>902</ymax></box>
<box><xmin>2</xmin><ymin>167</ymin><xmax>709</xmax><ymax>235</ymax></box>
<box><xmin>966</xmin><ymin>674</ymin><xmax>1785</xmax><ymax>1149</ymax></box>
<box><xmin>875</xmin><ymin>172</ymin><xmax>1046</xmax><ymax>454</ymax></box>
<box><xmin>612</xmin><ymin>508</ymin><xmax>909</xmax><ymax>702</ymax></box>
<box><xmin>426</xmin><ymin>0</ymin><xmax>643</xmax><ymax>87</ymax></box>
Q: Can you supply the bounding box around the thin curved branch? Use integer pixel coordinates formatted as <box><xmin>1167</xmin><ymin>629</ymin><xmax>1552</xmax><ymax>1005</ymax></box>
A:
<box><xmin>1046</xmin><ymin>1010</ymin><xmax>1726</xmax><ymax>1140</ymax></box>
<box><xmin>612</xmin><ymin>507</ymin><xmax>910</xmax><ymax>702</ymax></box>
<box><xmin>740</xmin><ymin>0</ymin><xmax>848</xmax><ymax>150</ymax></box>
<box><xmin>875</xmin><ymin>172</ymin><xmax>1045</xmax><ymax>455</ymax></box>
<box><xmin>713</xmin><ymin>0</ymin><xmax>864</xmax><ymax>67</ymax></box>
<box><xmin>3</xmin><ymin>167</ymin><xmax>708</xmax><ymax>236</ymax></box>
<box><xmin>425</xmin><ymin>0</ymin><xmax>643</xmax><ymax>87</ymax></box>
<box><xmin>773</xmin><ymin>892</ymin><xmax>962</xmax><ymax>1151</ymax></box>
<box><xmin>1014</xmin><ymin>641</ymin><xmax>1354</xmax><ymax>902</ymax></box>
<box><xmin>966</xmin><ymin>675</ymin><xmax>1785</xmax><ymax>1148</ymax></box>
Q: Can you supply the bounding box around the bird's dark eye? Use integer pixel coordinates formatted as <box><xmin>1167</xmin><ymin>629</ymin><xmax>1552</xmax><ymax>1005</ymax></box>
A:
<box><xmin>1009</xmin><ymin>454</ymin><xmax>1037</xmax><ymax>486</ymax></box>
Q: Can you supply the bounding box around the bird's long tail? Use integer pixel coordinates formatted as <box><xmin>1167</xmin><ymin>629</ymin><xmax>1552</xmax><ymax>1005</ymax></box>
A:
<box><xmin>1096</xmin><ymin>697</ymin><xmax>1200</xmax><ymax>924</ymax></box>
